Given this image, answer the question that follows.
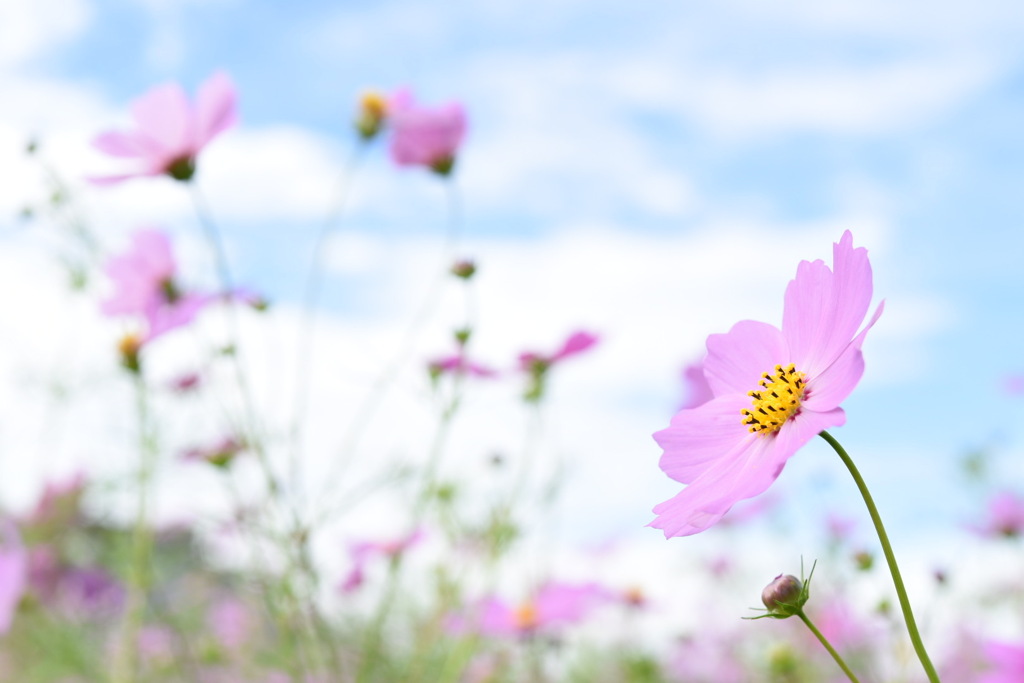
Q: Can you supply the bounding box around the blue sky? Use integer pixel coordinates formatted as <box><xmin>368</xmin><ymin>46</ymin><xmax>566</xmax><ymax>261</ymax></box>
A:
<box><xmin>2</xmin><ymin>0</ymin><xmax>1024</xmax><ymax>603</ymax></box>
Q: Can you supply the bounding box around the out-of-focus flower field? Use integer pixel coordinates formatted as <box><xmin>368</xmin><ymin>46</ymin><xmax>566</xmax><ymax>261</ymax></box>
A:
<box><xmin>2</xmin><ymin>1</ymin><xmax>1024</xmax><ymax>682</ymax></box>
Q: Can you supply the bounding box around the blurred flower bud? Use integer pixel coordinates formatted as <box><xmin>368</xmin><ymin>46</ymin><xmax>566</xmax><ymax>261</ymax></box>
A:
<box><xmin>761</xmin><ymin>574</ymin><xmax>806</xmax><ymax>617</ymax></box>
<box><xmin>450</xmin><ymin>259</ymin><xmax>476</xmax><ymax>280</ymax></box>
<box><xmin>118</xmin><ymin>333</ymin><xmax>142</xmax><ymax>374</ymax></box>
<box><xmin>853</xmin><ymin>550</ymin><xmax>874</xmax><ymax>571</ymax></box>
<box><xmin>454</xmin><ymin>327</ymin><xmax>472</xmax><ymax>345</ymax></box>
<box><xmin>355</xmin><ymin>91</ymin><xmax>388</xmax><ymax>141</ymax></box>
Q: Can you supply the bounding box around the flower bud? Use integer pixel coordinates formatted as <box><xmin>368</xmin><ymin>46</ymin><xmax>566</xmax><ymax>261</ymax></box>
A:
<box><xmin>355</xmin><ymin>91</ymin><xmax>388</xmax><ymax>141</ymax></box>
<box><xmin>450</xmin><ymin>259</ymin><xmax>476</xmax><ymax>280</ymax></box>
<box><xmin>118</xmin><ymin>333</ymin><xmax>142</xmax><ymax>374</ymax></box>
<box><xmin>761</xmin><ymin>574</ymin><xmax>805</xmax><ymax>617</ymax></box>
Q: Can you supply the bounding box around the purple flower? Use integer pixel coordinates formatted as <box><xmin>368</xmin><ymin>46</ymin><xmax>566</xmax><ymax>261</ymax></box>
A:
<box><xmin>651</xmin><ymin>231</ymin><xmax>884</xmax><ymax>537</ymax></box>
<box><xmin>388</xmin><ymin>88</ymin><xmax>467</xmax><ymax>175</ymax></box>
<box><xmin>972</xmin><ymin>491</ymin><xmax>1024</xmax><ymax>538</ymax></box>
<box><xmin>0</xmin><ymin>522</ymin><xmax>26</xmax><ymax>634</ymax></box>
<box><xmin>90</xmin><ymin>71</ymin><xmax>237</xmax><ymax>184</ymax></box>
<box><xmin>102</xmin><ymin>228</ymin><xmax>212</xmax><ymax>345</ymax></box>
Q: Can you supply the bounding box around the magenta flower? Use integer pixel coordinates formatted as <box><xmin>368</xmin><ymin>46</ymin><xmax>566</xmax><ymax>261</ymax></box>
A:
<box><xmin>980</xmin><ymin>641</ymin><xmax>1024</xmax><ymax>683</ymax></box>
<box><xmin>448</xmin><ymin>581</ymin><xmax>609</xmax><ymax>637</ymax></box>
<box><xmin>652</xmin><ymin>231</ymin><xmax>883</xmax><ymax>537</ymax></box>
<box><xmin>90</xmin><ymin>71</ymin><xmax>237</xmax><ymax>184</ymax></box>
<box><xmin>338</xmin><ymin>529</ymin><xmax>424</xmax><ymax>594</ymax></box>
<box><xmin>0</xmin><ymin>522</ymin><xmax>27</xmax><ymax>634</ymax></box>
<box><xmin>388</xmin><ymin>88</ymin><xmax>467</xmax><ymax>175</ymax></box>
<box><xmin>102</xmin><ymin>228</ymin><xmax>212</xmax><ymax>345</ymax></box>
<box><xmin>971</xmin><ymin>491</ymin><xmax>1024</xmax><ymax>538</ymax></box>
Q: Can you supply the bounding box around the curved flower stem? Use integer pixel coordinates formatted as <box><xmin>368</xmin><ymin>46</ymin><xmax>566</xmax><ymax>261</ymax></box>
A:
<box><xmin>819</xmin><ymin>430</ymin><xmax>941</xmax><ymax>683</ymax></box>
<box><xmin>796</xmin><ymin>609</ymin><xmax>861</xmax><ymax>683</ymax></box>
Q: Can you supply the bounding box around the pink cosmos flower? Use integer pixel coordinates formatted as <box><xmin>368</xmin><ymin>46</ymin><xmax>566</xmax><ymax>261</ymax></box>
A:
<box><xmin>971</xmin><ymin>491</ymin><xmax>1024</xmax><ymax>538</ymax></box>
<box><xmin>102</xmin><ymin>228</ymin><xmax>212</xmax><ymax>344</ymax></box>
<box><xmin>388</xmin><ymin>88</ymin><xmax>467</xmax><ymax>175</ymax></box>
<box><xmin>0</xmin><ymin>522</ymin><xmax>27</xmax><ymax>634</ymax></box>
<box><xmin>448</xmin><ymin>581</ymin><xmax>609</xmax><ymax>637</ymax></box>
<box><xmin>90</xmin><ymin>71</ymin><xmax>237</xmax><ymax>184</ymax></box>
<box><xmin>338</xmin><ymin>529</ymin><xmax>424</xmax><ymax>594</ymax></box>
<box><xmin>652</xmin><ymin>231</ymin><xmax>883</xmax><ymax>537</ymax></box>
<box><xmin>679</xmin><ymin>360</ymin><xmax>714</xmax><ymax>410</ymax></box>
<box><xmin>979</xmin><ymin>641</ymin><xmax>1024</xmax><ymax>683</ymax></box>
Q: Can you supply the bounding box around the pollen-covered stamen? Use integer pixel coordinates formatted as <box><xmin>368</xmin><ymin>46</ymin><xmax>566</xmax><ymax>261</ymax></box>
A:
<box><xmin>740</xmin><ymin>363</ymin><xmax>807</xmax><ymax>435</ymax></box>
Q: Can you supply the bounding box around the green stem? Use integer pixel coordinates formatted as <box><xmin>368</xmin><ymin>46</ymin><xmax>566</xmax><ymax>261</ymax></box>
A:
<box><xmin>111</xmin><ymin>374</ymin><xmax>156</xmax><ymax>683</ymax></box>
<box><xmin>819</xmin><ymin>430</ymin><xmax>941</xmax><ymax>683</ymax></box>
<box><xmin>796</xmin><ymin>610</ymin><xmax>861</xmax><ymax>683</ymax></box>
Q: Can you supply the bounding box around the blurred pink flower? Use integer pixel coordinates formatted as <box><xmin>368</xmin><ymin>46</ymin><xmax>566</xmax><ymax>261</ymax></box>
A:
<box><xmin>972</xmin><ymin>491</ymin><xmax>1024</xmax><ymax>538</ymax></box>
<box><xmin>979</xmin><ymin>641</ymin><xmax>1024</xmax><ymax>683</ymax></box>
<box><xmin>679</xmin><ymin>361</ymin><xmax>714</xmax><ymax>410</ymax></box>
<box><xmin>428</xmin><ymin>351</ymin><xmax>497</xmax><ymax>379</ymax></box>
<box><xmin>388</xmin><ymin>88</ymin><xmax>467</xmax><ymax>175</ymax></box>
<box><xmin>90</xmin><ymin>71</ymin><xmax>237</xmax><ymax>184</ymax></box>
<box><xmin>338</xmin><ymin>529</ymin><xmax>424</xmax><ymax>594</ymax></box>
<box><xmin>208</xmin><ymin>597</ymin><xmax>251</xmax><ymax>651</ymax></box>
<box><xmin>182</xmin><ymin>435</ymin><xmax>247</xmax><ymax>469</ymax></box>
<box><xmin>669</xmin><ymin>632</ymin><xmax>746</xmax><ymax>683</ymax></box>
<box><xmin>102</xmin><ymin>228</ymin><xmax>212</xmax><ymax>344</ymax></box>
<box><xmin>518</xmin><ymin>330</ymin><xmax>600</xmax><ymax>402</ymax></box>
<box><xmin>518</xmin><ymin>330</ymin><xmax>600</xmax><ymax>371</ymax></box>
<box><xmin>0</xmin><ymin>522</ymin><xmax>27</xmax><ymax>634</ymax></box>
<box><xmin>448</xmin><ymin>581</ymin><xmax>609</xmax><ymax>637</ymax></box>
<box><xmin>651</xmin><ymin>231</ymin><xmax>883</xmax><ymax>537</ymax></box>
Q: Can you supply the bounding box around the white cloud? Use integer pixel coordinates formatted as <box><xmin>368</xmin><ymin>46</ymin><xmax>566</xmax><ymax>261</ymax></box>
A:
<box><xmin>0</xmin><ymin>0</ymin><xmax>92</xmax><ymax>67</ymax></box>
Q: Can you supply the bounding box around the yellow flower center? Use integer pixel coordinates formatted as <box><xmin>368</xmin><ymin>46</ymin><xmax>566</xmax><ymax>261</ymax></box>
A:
<box><xmin>514</xmin><ymin>601</ymin><xmax>539</xmax><ymax>630</ymax></box>
<box><xmin>740</xmin><ymin>364</ymin><xmax>806</xmax><ymax>434</ymax></box>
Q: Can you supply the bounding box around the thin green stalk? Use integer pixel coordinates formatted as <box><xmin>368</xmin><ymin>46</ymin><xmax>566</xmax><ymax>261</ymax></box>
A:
<box><xmin>313</xmin><ymin>177</ymin><xmax>465</xmax><ymax>522</ymax></box>
<box><xmin>819</xmin><ymin>430</ymin><xmax>940</xmax><ymax>683</ymax></box>
<box><xmin>111</xmin><ymin>374</ymin><xmax>156</xmax><ymax>683</ymax></box>
<box><xmin>796</xmin><ymin>610</ymin><xmax>861</xmax><ymax>683</ymax></box>
<box><xmin>288</xmin><ymin>143</ymin><xmax>368</xmax><ymax>495</ymax></box>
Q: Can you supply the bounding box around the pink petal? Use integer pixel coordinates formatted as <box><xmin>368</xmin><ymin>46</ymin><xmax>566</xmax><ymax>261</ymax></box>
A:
<box><xmin>195</xmin><ymin>71</ymin><xmax>238</xmax><ymax>149</ymax></box>
<box><xmin>86</xmin><ymin>171</ymin><xmax>157</xmax><ymax>186</ymax></box>
<box><xmin>679</xmin><ymin>361</ymin><xmax>714</xmax><ymax>410</ymax></box>
<box><xmin>704</xmin><ymin>320</ymin><xmax>789</xmax><ymax>397</ymax></box>
<box><xmin>650</xmin><ymin>434</ymin><xmax>785</xmax><ymax>538</ymax></box>
<box><xmin>131</xmin><ymin>82</ymin><xmax>193</xmax><ymax>160</ymax></box>
<box><xmin>92</xmin><ymin>131</ymin><xmax>147</xmax><ymax>158</ymax></box>
<box><xmin>655</xmin><ymin>394</ymin><xmax>753</xmax><ymax>484</ymax></box>
<box><xmin>783</xmin><ymin>230</ymin><xmax>873</xmax><ymax>377</ymax></box>
<box><xmin>551</xmin><ymin>330</ymin><xmax>599</xmax><ymax>362</ymax></box>
<box><xmin>802</xmin><ymin>301</ymin><xmax>883</xmax><ymax>413</ymax></box>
